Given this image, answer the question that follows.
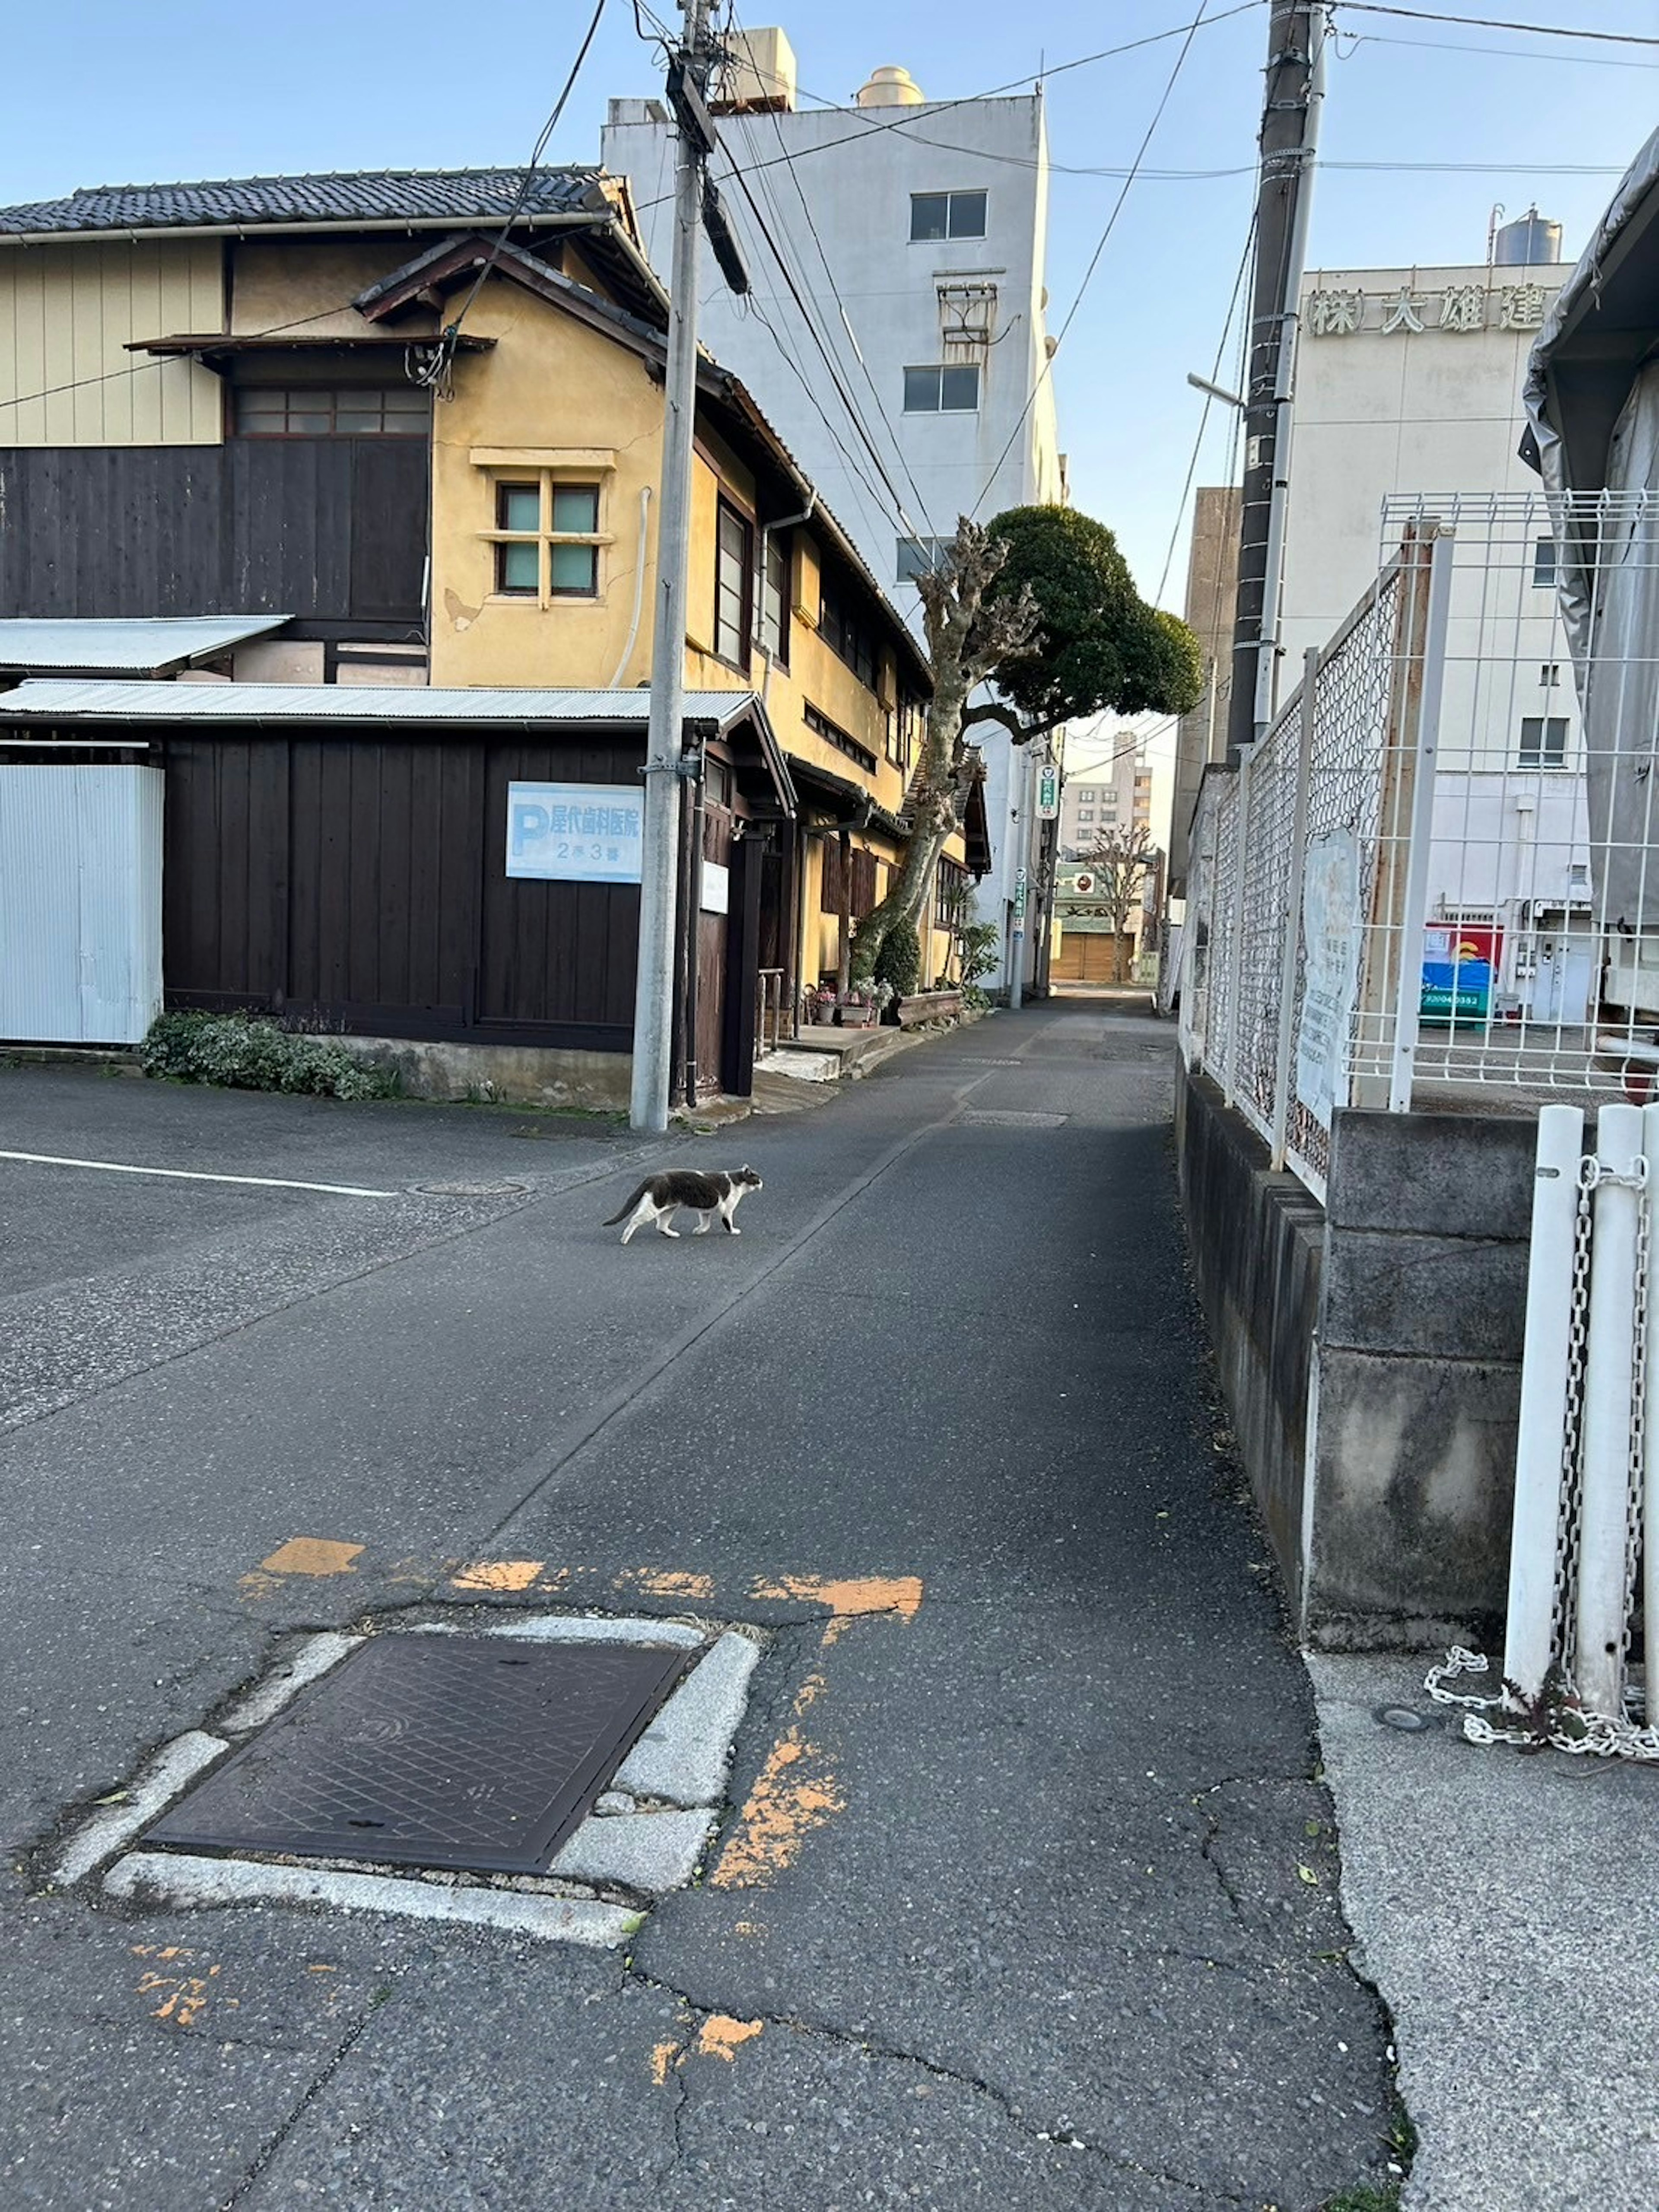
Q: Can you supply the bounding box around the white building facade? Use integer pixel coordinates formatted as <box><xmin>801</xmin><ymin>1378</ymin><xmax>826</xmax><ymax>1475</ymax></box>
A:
<box><xmin>1276</xmin><ymin>235</ymin><xmax>1586</xmax><ymax>1020</ymax></box>
<box><xmin>603</xmin><ymin>33</ymin><xmax>1065</xmax><ymax>996</ymax></box>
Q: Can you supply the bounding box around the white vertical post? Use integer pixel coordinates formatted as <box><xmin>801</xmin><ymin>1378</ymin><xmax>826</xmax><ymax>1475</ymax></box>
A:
<box><xmin>1504</xmin><ymin>1104</ymin><xmax>1585</xmax><ymax>1705</ymax></box>
<box><xmin>1577</xmin><ymin>1100</ymin><xmax>1644</xmax><ymax>1716</ymax></box>
<box><xmin>1221</xmin><ymin>749</ymin><xmax>1252</xmax><ymax>1108</ymax></box>
<box><xmin>1386</xmin><ymin>530</ymin><xmax>1454</xmax><ymax>1115</ymax></box>
<box><xmin>1643</xmin><ymin>1100</ymin><xmax>1659</xmax><ymax>1717</ymax></box>
<box><xmin>1270</xmin><ymin>651</ymin><xmax>1319</xmax><ymax>1170</ymax></box>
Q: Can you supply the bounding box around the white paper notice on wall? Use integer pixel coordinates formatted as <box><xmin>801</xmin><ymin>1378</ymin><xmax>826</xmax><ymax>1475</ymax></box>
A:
<box><xmin>1295</xmin><ymin>827</ymin><xmax>1361</xmax><ymax>1130</ymax></box>
<box><xmin>700</xmin><ymin>861</ymin><xmax>731</xmax><ymax>916</ymax></box>
<box><xmin>505</xmin><ymin>782</ymin><xmax>642</xmax><ymax>885</ymax></box>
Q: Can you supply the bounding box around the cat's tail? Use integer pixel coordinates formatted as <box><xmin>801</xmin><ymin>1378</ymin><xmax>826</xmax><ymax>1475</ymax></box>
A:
<box><xmin>602</xmin><ymin>1179</ymin><xmax>652</xmax><ymax>1226</ymax></box>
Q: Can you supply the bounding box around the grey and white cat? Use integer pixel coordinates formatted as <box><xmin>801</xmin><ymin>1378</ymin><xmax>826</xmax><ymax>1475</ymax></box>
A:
<box><xmin>604</xmin><ymin>1166</ymin><xmax>763</xmax><ymax>1244</ymax></box>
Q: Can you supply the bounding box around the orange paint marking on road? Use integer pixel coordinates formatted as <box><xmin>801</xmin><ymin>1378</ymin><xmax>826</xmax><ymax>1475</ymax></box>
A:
<box><xmin>257</xmin><ymin>1538</ymin><xmax>365</xmax><ymax>1578</ymax></box>
<box><xmin>617</xmin><ymin>1569</ymin><xmax>716</xmax><ymax>1601</ymax></box>
<box><xmin>650</xmin><ymin>2039</ymin><xmax>682</xmax><ymax>2088</ymax></box>
<box><xmin>750</xmin><ymin>1574</ymin><xmax>923</xmax><ymax>1645</ymax></box>
<box><xmin>695</xmin><ymin>2014</ymin><xmax>763</xmax><ymax>2062</ymax></box>
<box><xmin>133</xmin><ymin>1948</ymin><xmax>222</xmax><ymax>2028</ymax></box>
<box><xmin>450</xmin><ymin>1559</ymin><xmax>544</xmax><ymax>1593</ymax></box>
<box><xmin>709</xmin><ymin>1725</ymin><xmax>844</xmax><ymax>1891</ymax></box>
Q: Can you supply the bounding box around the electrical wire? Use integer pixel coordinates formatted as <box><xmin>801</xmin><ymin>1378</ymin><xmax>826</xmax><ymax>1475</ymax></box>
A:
<box><xmin>1154</xmin><ymin>213</ymin><xmax>1257</xmax><ymax>608</ymax></box>
<box><xmin>0</xmin><ymin>299</ymin><xmax>433</xmax><ymax>418</ymax></box>
<box><xmin>628</xmin><ymin>1</ymin><xmax>1264</xmax><ymax>216</ymax></box>
<box><xmin>1330</xmin><ymin>2</ymin><xmax>1659</xmax><ymax>45</ymax></box>
<box><xmin>968</xmin><ymin>0</ymin><xmax>1217</xmax><ymax>523</ymax></box>
<box><xmin>722</xmin><ymin>0</ymin><xmax>941</xmax><ymax>540</ymax></box>
<box><xmin>417</xmin><ymin>0</ymin><xmax>610</xmax><ymax>383</ymax></box>
<box><xmin>718</xmin><ymin>156</ymin><xmax>924</xmax><ymax>535</ymax></box>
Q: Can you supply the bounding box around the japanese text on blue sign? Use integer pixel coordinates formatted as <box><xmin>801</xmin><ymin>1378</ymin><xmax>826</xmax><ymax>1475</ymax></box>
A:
<box><xmin>505</xmin><ymin>781</ymin><xmax>643</xmax><ymax>885</ymax></box>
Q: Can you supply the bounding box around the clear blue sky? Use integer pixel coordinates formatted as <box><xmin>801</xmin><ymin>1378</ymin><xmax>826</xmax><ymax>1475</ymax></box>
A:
<box><xmin>4</xmin><ymin>0</ymin><xmax>1656</xmax><ymax>605</ymax></box>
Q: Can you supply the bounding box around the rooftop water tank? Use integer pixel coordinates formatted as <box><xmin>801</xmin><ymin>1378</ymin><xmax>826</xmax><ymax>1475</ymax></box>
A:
<box><xmin>1494</xmin><ymin>206</ymin><xmax>1563</xmax><ymax>267</ymax></box>
<box><xmin>856</xmin><ymin>65</ymin><xmax>925</xmax><ymax>108</ymax></box>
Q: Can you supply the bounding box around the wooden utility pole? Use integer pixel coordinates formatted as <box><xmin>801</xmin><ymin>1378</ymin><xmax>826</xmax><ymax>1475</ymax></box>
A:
<box><xmin>1225</xmin><ymin>0</ymin><xmax>1328</xmax><ymax>764</ymax></box>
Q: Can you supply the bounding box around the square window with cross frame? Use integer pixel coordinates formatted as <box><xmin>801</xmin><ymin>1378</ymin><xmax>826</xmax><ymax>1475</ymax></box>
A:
<box><xmin>488</xmin><ymin>476</ymin><xmax>603</xmax><ymax>602</ymax></box>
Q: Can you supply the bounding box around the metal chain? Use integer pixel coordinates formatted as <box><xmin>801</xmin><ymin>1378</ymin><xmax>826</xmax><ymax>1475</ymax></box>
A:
<box><xmin>1426</xmin><ymin>1146</ymin><xmax>1659</xmax><ymax>1761</ymax></box>
<box><xmin>1553</xmin><ymin>1172</ymin><xmax>1595</xmax><ymax>1677</ymax></box>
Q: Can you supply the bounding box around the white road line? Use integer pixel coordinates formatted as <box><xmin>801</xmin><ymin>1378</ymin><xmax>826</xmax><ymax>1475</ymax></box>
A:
<box><xmin>0</xmin><ymin>1149</ymin><xmax>397</xmax><ymax>1199</ymax></box>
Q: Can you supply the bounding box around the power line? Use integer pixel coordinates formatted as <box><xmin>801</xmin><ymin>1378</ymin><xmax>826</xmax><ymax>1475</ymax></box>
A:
<box><xmin>723</xmin><ymin>2</ymin><xmax>940</xmax><ymax>539</ymax></box>
<box><xmin>740</xmin><ymin>293</ymin><xmax>922</xmax><ymax>548</ymax></box>
<box><xmin>1331</xmin><ymin>1</ymin><xmax>1659</xmax><ymax>45</ymax></box>
<box><xmin>969</xmin><ymin>0</ymin><xmax>1217</xmax><ymax>523</ymax></box>
<box><xmin>1340</xmin><ymin>24</ymin><xmax>1659</xmax><ymax>65</ymax></box>
<box><xmin>718</xmin><ymin>155</ymin><xmax>923</xmax><ymax>535</ymax></box>
<box><xmin>1155</xmin><ymin>213</ymin><xmax>1257</xmax><ymax>608</ymax></box>
<box><xmin>628</xmin><ymin>2</ymin><xmax>1265</xmax><ymax>216</ymax></box>
<box><xmin>421</xmin><ymin>0</ymin><xmax>609</xmax><ymax>379</ymax></box>
<box><xmin>0</xmin><ymin>300</ymin><xmax>405</xmax><ymax>418</ymax></box>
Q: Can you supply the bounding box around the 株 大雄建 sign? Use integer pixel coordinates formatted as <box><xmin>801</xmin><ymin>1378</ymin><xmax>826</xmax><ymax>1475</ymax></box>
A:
<box><xmin>506</xmin><ymin>783</ymin><xmax>643</xmax><ymax>885</ymax></box>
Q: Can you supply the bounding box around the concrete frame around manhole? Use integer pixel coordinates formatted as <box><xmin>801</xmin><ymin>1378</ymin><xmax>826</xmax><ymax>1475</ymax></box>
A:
<box><xmin>53</xmin><ymin>1612</ymin><xmax>763</xmax><ymax>1948</ymax></box>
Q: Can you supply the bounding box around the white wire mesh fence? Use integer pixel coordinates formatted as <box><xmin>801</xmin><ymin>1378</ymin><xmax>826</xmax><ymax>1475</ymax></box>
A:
<box><xmin>1181</xmin><ymin>540</ymin><xmax>1428</xmax><ymax>1200</ymax></box>
<box><xmin>1183</xmin><ymin>490</ymin><xmax>1659</xmax><ymax>1202</ymax></box>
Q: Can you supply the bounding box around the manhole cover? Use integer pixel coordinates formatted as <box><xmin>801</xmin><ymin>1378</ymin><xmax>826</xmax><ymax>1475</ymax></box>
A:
<box><xmin>141</xmin><ymin>1635</ymin><xmax>687</xmax><ymax>1874</ymax></box>
<box><xmin>960</xmin><ymin>1109</ymin><xmax>1068</xmax><ymax>1128</ymax></box>
<box><xmin>412</xmin><ymin>1180</ymin><xmax>527</xmax><ymax>1197</ymax></box>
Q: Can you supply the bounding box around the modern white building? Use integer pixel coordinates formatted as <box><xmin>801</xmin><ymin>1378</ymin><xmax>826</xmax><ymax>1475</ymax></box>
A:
<box><xmin>1273</xmin><ymin>219</ymin><xmax>1587</xmax><ymax>1020</ymax></box>
<box><xmin>603</xmin><ymin>30</ymin><xmax>1066</xmax><ymax>996</ymax></box>
<box><xmin>1057</xmin><ymin>746</ymin><xmax>1153</xmax><ymax>860</ymax></box>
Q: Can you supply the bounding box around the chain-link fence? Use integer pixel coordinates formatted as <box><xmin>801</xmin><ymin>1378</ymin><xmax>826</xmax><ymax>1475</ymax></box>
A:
<box><xmin>1180</xmin><ymin>539</ymin><xmax>1430</xmax><ymax>1200</ymax></box>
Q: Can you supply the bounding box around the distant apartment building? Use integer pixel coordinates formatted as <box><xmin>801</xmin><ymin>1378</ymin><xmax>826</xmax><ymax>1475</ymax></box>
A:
<box><xmin>1058</xmin><ymin>748</ymin><xmax>1153</xmax><ymax>860</ymax></box>
<box><xmin>604</xmin><ymin>29</ymin><xmax>1065</xmax><ymax>996</ymax></box>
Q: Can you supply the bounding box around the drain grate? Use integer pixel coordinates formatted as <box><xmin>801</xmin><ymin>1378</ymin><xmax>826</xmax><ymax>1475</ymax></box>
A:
<box><xmin>960</xmin><ymin>1109</ymin><xmax>1068</xmax><ymax>1128</ymax></box>
<box><xmin>141</xmin><ymin>1635</ymin><xmax>687</xmax><ymax>1875</ymax></box>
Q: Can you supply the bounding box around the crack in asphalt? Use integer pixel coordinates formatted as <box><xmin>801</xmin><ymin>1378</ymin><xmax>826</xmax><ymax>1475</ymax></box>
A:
<box><xmin>216</xmin><ymin>2006</ymin><xmax>378</xmax><ymax>2210</ymax></box>
<box><xmin>627</xmin><ymin>1966</ymin><xmax>1254</xmax><ymax>2206</ymax></box>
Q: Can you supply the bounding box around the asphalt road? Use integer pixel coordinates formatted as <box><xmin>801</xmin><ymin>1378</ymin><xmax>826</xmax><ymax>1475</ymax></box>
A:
<box><xmin>0</xmin><ymin>1010</ymin><xmax>1399</xmax><ymax>2211</ymax></box>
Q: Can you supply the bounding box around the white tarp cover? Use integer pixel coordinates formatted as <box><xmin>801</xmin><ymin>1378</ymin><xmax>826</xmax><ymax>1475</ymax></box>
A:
<box><xmin>1525</xmin><ymin>126</ymin><xmax>1659</xmax><ymax>929</ymax></box>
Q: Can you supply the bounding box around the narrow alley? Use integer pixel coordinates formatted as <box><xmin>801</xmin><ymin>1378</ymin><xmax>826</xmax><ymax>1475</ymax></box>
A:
<box><xmin>1</xmin><ymin>1009</ymin><xmax>1398</xmax><ymax>2210</ymax></box>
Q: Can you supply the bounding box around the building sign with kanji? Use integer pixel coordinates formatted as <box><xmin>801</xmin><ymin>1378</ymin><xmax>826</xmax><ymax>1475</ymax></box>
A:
<box><xmin>1305</xmin><ymin>280</ymin><xmax>1558</xmax><ymax>337</ymax></box>
<box><xmin>506</xmin><ymin>782</ymin><xmax>643</xmax><ymax>885</ymax></box>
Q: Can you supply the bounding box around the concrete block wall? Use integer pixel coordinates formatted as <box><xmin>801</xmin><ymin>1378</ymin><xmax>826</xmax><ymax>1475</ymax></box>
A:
<box><xmin>1176</xmin><ymin>1063</ymin><xmax>1538</xmax><ymax>1649</ymax></box>
<box><xmin>1311</xmin><ymin>1111</ymin><xmax>1535</xmax><ymax>1648</ymax></box>
<box><xmin>1174</xmin><ymin>1068</ymin><xmax>1325</xmax><ymax>1624</ymax></box>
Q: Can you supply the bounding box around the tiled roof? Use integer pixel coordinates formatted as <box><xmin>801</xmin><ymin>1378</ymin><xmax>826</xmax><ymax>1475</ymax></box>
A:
<box><xmin>0</xmin><ymin>168</ymin><xmax>611</xmax><ymax>237</ymax></box>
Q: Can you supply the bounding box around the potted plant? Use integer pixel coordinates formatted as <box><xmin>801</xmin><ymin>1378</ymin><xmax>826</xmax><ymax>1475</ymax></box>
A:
<box><xmin>810</xmin><ymin>983</ymin><xmax>838</xmax><ymax>1026</ymax></box>
<box><xmin>838</xmin><ymin>984</ymin><xmax>878</xmax><ymax>1028</ymax></box>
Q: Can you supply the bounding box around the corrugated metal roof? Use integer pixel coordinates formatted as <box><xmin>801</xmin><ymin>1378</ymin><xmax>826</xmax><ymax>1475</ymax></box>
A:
<box><xmin>0</xmin><ymin>617</ymin><xmax>288</xmax><ymax>673</ymax></box>
<box><xmin>0</xmin><ymin>168</ymin><xmax>608</xmax><ymax>237</ymax></box>
<box><xmin>0</xmin><ymin>681</ymin><xmax>762</xmax><ymax>726</ymax></box>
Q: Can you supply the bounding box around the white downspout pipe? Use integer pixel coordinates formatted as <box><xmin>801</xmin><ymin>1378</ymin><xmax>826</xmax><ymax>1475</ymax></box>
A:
<box><xmin>606</xmin><ymin>486</ymin><xmax>654</xmax><ymax>689</ymax></box>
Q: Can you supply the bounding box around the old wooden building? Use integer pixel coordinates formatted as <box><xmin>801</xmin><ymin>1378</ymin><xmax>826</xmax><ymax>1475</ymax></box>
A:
<box><xmin>0</xmin><ymin>166</ymin><xmax>974</xmax><ymax>1092</ymax></box>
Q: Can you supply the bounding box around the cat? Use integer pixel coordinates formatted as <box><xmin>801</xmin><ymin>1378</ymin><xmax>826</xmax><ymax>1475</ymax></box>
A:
<box><xmin>603</xmin><ymin>1166</ymin><xmax>763</xmax><ymax>1245</ymax></box>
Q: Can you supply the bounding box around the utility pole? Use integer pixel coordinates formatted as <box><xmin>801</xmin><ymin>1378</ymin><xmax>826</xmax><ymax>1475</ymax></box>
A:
<box><xmin>1225</xmin><ymin>0</ymin><xmax>1328</xmax><ymax>764</ymax></box>
<box><xmin>630</xmin><ymin>0</ymin><xmax>715</xmax><ymax>1133</ymax></box>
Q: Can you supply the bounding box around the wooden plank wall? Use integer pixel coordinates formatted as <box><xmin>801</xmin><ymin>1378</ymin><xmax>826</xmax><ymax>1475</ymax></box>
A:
<box><xmin>160</xmin><ymin>730</ymin><xmax>645</xmax><ymax>1050</ymax></box>
<box><xmin>0</xmin><ymin>440</ymin><xmax>427</xmax><ymax>626</ymax></box>
<box><xmin>0</xmin><ymin>242</ymin><xmax>224</xmax><ymax>446</ymax></box>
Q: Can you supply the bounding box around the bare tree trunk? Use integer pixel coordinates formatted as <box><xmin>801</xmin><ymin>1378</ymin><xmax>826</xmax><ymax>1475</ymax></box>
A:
<box><xmin>847</xmin><ymin>519</ymin><xmax>1039</xmax><ymax>985</ymax></box>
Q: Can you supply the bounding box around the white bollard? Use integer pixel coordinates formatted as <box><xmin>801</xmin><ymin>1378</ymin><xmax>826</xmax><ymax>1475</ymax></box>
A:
<box><xmin>1577</xmin><ymin>1101</ymin><xmax>1645</xmax><ymax>1717</ymax></box>
<box><xmin>1504</xmin><ymin>1105</ymin><xmax>1585</xmax><ymax>1706</ymax></box>
<box><xmin>1643</xmin><ymin>1102</ymin><xmax>1659</xmax><ymax>1725</ymax></box>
